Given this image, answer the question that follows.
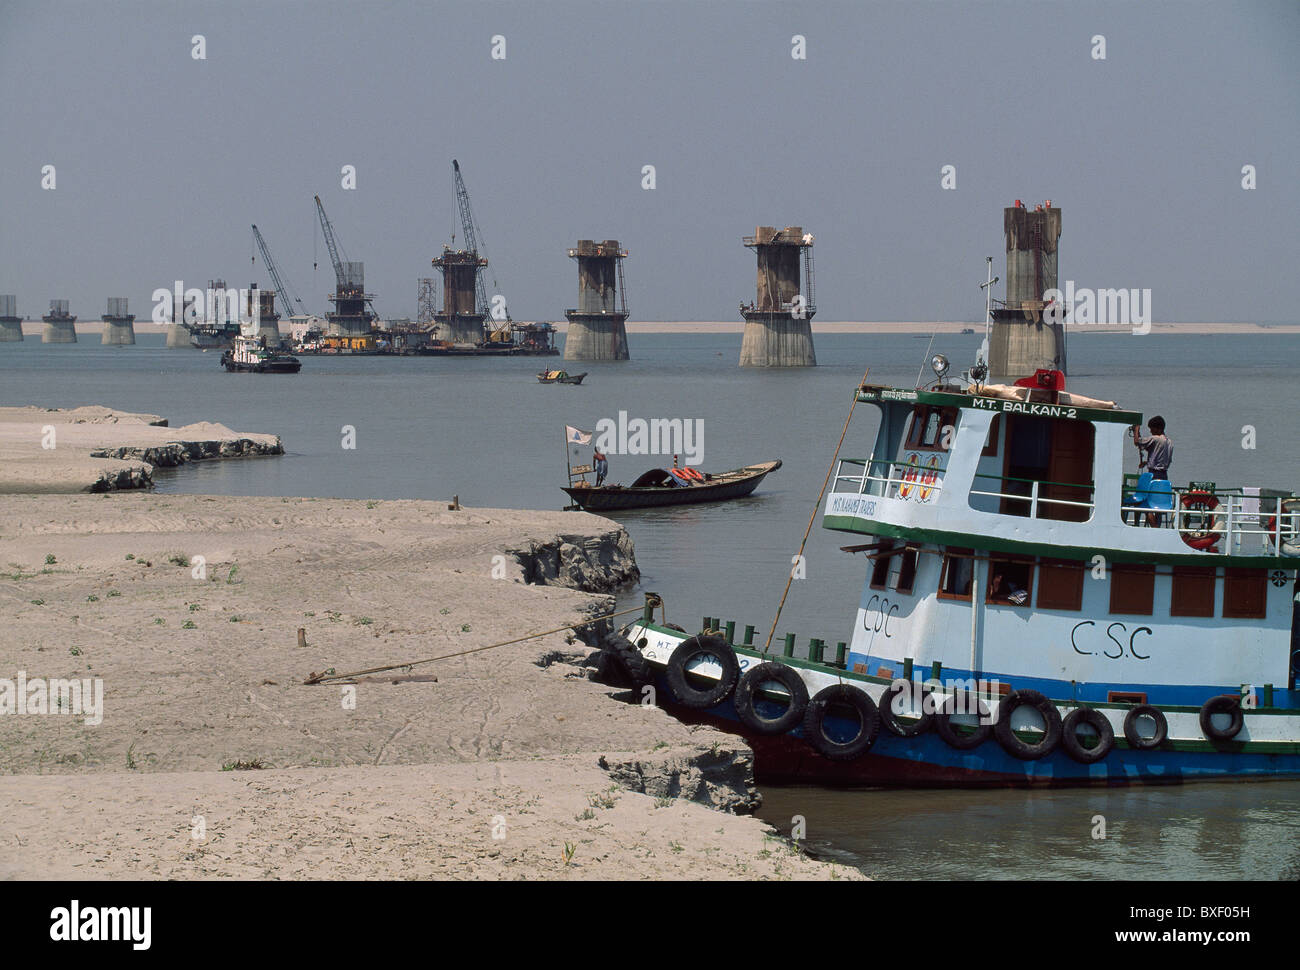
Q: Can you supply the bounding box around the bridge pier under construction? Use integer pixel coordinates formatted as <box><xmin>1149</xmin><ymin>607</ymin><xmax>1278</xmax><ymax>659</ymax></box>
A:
<box><xmin>101</xmin><ymin>297</ymin><xmax>135</xmax><ymax>345</ymax></box>
<box><xmin>564</xmin><ymin>240</ymin><xmax>629</xmax><ymax>361</ymax></box>
<box><xmin>989</xmin><ymin>201</ymin><xmax>1066</xmax><ymax>383</ymax></box>
<box><xmin>41</xmin><ymin>300</ymin><xmax>76</xmax><ymax>343</ymax></box>
<box><xmin>739</xmin><ymin>226</ymin><xmax>816</xmax><ymax>367</ymax></box>
<box><xmin>0</xmin><ymin>295</ymin><xmax>21</xmax><ymax>342</ymax></box>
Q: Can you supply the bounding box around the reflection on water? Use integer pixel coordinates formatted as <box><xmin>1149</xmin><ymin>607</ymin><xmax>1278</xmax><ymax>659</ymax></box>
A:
<box><xmin>757</xmin><ymin>782</ymin><xmax>1300</xmax><ymax>879</ymax></box>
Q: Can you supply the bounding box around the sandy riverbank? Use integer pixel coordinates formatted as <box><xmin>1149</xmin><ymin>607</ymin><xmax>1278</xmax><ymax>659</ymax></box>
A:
<box><xmin>0</xmin><ymin>406</ymin><xmax>282</xmax><ymax>494</ymax></box>
<box><xmin>0</xmin><ymin>493</ymin><xmax>856</xmax><ymax>880</ymax></box>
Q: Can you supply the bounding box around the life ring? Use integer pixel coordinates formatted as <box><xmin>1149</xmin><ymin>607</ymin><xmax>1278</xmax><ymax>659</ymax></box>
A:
<box><xmin>1265</xmin><ymin>499</ymin><xmax>1300</xmax><ymax>556</ymax></box>
<box><xmin>934</xmin><ymin>692</ymin><xmax>993</xmax><ymax>750</ymax></box>
<box><xmin>879</xmin><ymin>679</ymin><xmax>933</xmax><ymax>737</ymax></box>
<box><xmin>1199</xmin><ymin>694</ymin><xmax>1244</xmax><ymax>741</ymax></box>
<box><xmin>1122</xmin><ymin>704</ymin><xmax>1168</xmax><ymax>750</ymax></box>
<box><xmin>993</xmin><ymin>689</ymin><xmax>1063</xmax><ymax>760</ymax></box>
<box><xmin>1061</xmin><ymin>707</ymin><xmax>1115</xmax><ymax>764</ymax></box>
<box><xmin>802</xmin><ymin>684</ymin><xmax>880</xmax><ymax>761</ymax></box>
<box><xmin>733</xmin><ymin>662</ymin><xmax>809</xmax><ymax>735</ymax></box>
<box><xmin>897</xmin><ymin>454</ymin><xmax>921</xmax><ymax>499</ymax></box>
<box><xmin>1178</xmin><ymin>491</ymin><xmax>1225</xmax><ymax>551</ymax></box>
<box><xmin>664</xmin><ymin>634</ymin><xmax>739</xmax><ymax>709</ymax></box>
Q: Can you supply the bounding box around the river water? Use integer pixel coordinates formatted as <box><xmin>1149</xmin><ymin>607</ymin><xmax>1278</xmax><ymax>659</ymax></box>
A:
<box><xmin>3</xmin><ymin>328</ymin><xmax>1297</xmax><ymax>878</ymax></box>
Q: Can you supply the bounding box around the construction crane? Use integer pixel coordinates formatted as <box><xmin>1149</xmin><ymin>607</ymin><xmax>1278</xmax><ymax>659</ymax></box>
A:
<box><xmin>452</xmin><ymin>160</ymin><xmax>510</xmax><ymax>335</ymax></box>
<box><xmin>314</xmin><ymin>194</ymin><xmax>379</xmax><ymax>324</ymax></box>
<box><xmin>251</xmin><ymin>225</ymin><xmax>306</xmax><ymax>319</ymax></box>
<box><xmin>314</xmin><ymin>195</ymin><xmax>348</xmax><ymax>290</ymax></box>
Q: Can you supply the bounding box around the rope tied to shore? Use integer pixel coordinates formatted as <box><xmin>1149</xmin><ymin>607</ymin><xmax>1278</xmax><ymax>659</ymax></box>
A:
<box><xmin>302</xmin><ymin>605</ymin><xmax>646</xmax><ymax>685</ymax></box>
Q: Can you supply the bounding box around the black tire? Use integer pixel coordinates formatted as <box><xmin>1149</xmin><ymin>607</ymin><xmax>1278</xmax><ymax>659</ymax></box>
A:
<box><xmin>663</xmin><ymin>622</ymin><xmax>687</xmax><ymax>633</ymax></box>
<box><xmin>879</xmin><ymin>679</ymin><xmax>933</xmax><ymax>738</ymax></box>
<box><xmin>993</xmin><ymin>689</ymin><xmax>1063</xmax><ymax>760</ymax></box>
<box><xmin>934</xmin><ymin>692</ymin><xmax>993</xmax><ymax>750</ymax></box>
<box><xmin>1061</xmin><ymin>707</ymin><xmax>1115</xmax><ymax>764</ymax></box>
<box><xmin>734</xmin><ymin>662</ymin><xmax>809</xmax><ymax>735</ymax></box>
<box><xmin>1123</xmin><ymin>704</ymin><xmax>1168</xmax><ymax>750</ymax></box>
<box><xmin>1200</xmin><ymin>694</ymin><xmax>1244</xmax><ymax>741</ymax></box>
<box><xmin>664</xmin><ymin>634</ymin><xmax>739</xmax><ymax>709</ymax></box>
<box><xmin>600</xmin><ymin>631</ymin><xmax>654</xmax><ymax>688</ymax></box>
<box><xmin>802</xmin><ymin>685</ymin><xmax>880</xmax><ymax>761</ymax></box>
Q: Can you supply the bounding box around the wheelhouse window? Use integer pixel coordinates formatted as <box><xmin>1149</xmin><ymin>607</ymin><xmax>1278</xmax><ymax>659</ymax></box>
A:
<box><xmin>1223</xmin><ymin>568</ymin><xmax>1267</xmax><ymax>619</ymax></box>
<box><xmin>870</xmin><ymin>542</ymin><xmax>919</xmax><ymax>594</ymax></box>
<box><xmin>939</xmin><ymin>547</ymin><xmax>974</xmax><ymax>600</ymax></box>
<box><xmin>1037</xmin><ymin>558</ymin><xmax>1085</xmax><ymax>611</ymax></box>
<box><xmin>1170</xmin><ymin>566</ymin><xmax>1216</xmax><ymax>618</ymax></box>
<box><xmin>986</xmin><ymin>556</ymin><xmax>1034</xmax><ymax>607</ymax></box>
<box><xmin>905</xmin><ymin>405</ymin><xmax>959</xmax><ymax>452</ymax></box>
<box><xmin>1110</xmin><ymin>563</ymin><xmax>1156</xmax><ymax>616</ymax></box>
<box><xmin>985</xmin><ymin>415</ymin><xmax>1095</xmax><ymax>523</ymax></box>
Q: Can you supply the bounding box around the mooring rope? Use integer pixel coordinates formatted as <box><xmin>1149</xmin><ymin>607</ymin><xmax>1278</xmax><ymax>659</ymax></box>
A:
<box><xmin>762</xmin><ymin>367</ymin><xmax>871</xmax><ymax>655</ymax></box>
<box><xmin>303</xmin><ymin>604</ymin><xmax>646</xmax><ymax>685</ymax></box>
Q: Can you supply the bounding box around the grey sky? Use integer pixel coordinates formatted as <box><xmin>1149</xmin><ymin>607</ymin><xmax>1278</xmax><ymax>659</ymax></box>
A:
<box><xmin>1</xmin><ymin>0</ymin><xmax>1296</xmax><ymax>323</ymax></box>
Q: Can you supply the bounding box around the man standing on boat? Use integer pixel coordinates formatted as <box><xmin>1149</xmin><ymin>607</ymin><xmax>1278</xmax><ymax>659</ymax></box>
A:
<box><xmin>1133</xmin><ymin>416</ymin><xmax>1173</xmax><ymax>480</ymax></box>
<box><xmin>594</xmin><ymin>448</ymin><xmax>608</xmax><ymax>486</ymax></box>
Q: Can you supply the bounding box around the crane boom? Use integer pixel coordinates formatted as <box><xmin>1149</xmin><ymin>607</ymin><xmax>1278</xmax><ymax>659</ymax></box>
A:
<box><xmin>451</xmin><ymin>160</ymin><xmax>491</xmax><ymax>317</ymax></box>
<box><xmin>314</xmin><ymin>195</ymin><xmax>346</xmax><ymax>288</ymax></box>
<box><xmin>251</xmin><ymin>225</ymin><xmax>306</xmax><ymax>318</ymax></box>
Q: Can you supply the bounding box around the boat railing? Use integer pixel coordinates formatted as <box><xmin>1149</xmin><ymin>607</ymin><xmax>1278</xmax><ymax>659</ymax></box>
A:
<box><xmin>832</xmin><ymin>457</ymin><xmax>949</xmax><ymax>500</ymax></box>
<box><xmin>969</xmin><ymin>472</ymin><xmax>1096</xmax><ymax>520</ymax></box>
<box><xmin>1121</xmin><ymin>483</ymin><xmax>1299</xmax><ymax>555</ymax></box>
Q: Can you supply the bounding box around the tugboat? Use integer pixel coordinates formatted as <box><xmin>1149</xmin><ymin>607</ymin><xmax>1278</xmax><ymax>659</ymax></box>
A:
<box><xmin>604</xmin><ymin>361</ymin><xmax>1300</xmax><ymax>786</ymax></box>
<box><xmin>221</xmin><ymin>334</ymin><xmax>302</xmax><ymax>374</ymax></box>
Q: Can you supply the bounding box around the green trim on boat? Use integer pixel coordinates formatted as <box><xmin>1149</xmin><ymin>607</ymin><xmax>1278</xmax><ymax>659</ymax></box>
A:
<box><xmin>820</xmin><ymin>515</ymin><xmax>1299</xmax><ymax>569</ymax></box>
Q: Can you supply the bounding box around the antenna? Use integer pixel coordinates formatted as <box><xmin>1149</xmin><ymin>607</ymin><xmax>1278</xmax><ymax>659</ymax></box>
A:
<box><xmin>976</xmin><ymin>255</ymin><xmax>1000</xmax><ymax>372</ymax></box>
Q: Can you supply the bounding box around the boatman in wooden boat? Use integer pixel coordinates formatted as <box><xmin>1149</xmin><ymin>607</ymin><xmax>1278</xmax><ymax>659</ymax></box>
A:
<box><xmin>594</xmin><ymin>449</ymin><xmax>608</xmax><ymax>486</ymax></box>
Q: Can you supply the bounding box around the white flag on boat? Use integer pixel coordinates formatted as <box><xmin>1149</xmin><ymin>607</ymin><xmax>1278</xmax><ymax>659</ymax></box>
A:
<box><xmin>565</xmin><ymin>426</ymin><xmax>592</xmax><ymax>445</ymax></box>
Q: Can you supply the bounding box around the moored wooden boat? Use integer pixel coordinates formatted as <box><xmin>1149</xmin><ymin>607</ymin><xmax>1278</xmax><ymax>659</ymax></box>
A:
<box><xmin>563</xmin><ymin>460</ymin><xmax>781</xmax><ymax>511</ymax></box>
<box><xmin>538</xmin><ymin>370</ymin><xmax>586</xmax><ymax>384</ymax></box>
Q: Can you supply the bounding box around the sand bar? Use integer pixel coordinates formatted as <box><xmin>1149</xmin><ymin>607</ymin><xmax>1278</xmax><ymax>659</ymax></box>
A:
<box><xmin>0</xmin><ymin>493</ymin><xmax>855</xmax><ymax>879</ymax></box>
<box><xmin>0</xmin><ymin>406</ymin><xmax>283</xmax><ymax>494</ymax></box>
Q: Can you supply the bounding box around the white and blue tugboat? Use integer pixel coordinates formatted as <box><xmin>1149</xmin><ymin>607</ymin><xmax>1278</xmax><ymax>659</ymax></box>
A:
<box><xmin>609</xmin><ymin>365</ymin><xmax>1300</xmax><ymax>786</ymax></box>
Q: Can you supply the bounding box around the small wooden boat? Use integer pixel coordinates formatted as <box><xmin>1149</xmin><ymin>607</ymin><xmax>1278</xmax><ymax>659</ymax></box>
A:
<box><xmin>538</xmin><ymin>370</ymin><xmax>586</xmax><ymax>384</ymax></box>
<box><xmin>563</xmin><ymin>460</ymin><xmax>781</xmax><ymax>511</ymax></box>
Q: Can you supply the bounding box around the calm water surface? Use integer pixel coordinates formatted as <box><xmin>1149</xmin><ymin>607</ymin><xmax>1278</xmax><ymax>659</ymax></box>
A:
<box><xmin>3</xmin><ymin>328</ymin><xmax>1297</xmax><ymax>879</ymax></box>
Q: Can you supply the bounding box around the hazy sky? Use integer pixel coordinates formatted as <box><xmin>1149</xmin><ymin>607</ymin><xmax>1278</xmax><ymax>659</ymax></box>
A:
<box><xmin>1</xmin><ymin>0</ymin><xmax>1297</xmax><ymax>322</ymax></box>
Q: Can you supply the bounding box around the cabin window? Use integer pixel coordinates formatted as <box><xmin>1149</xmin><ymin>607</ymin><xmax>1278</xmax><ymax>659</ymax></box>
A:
<box><xmin>1109</xmin><ymin>563</ymin><xmax>1156</xmax><ymax>616</ymax></box>
<box><xmin>939</xmin><ymin>547</ymin><xmax>974</xmax><ymax>600</ymax></box>
<box><xmin>1222</xmin><ymin>568</ymin><xmax>1267</xmax><ymax>620</ymax></box>
<box><xmin>1170</xmin><ymin>567</ymin><xmax>1216</xmax><ymax>618</ymax></box>
<box><xmin>986</xmin><ymin>556</ymin><xmax>1034</xmax><ymax>607</ymax></box>
<box><xmin>906</xmin><ymin>405</ymin><xmax>959</xmax><ymax>452</ymax></box>
<box><xmin>896</xmin><ymin>547</ymin><xmax>919</xmax><ymax>594</ymax></box>
<box><xmin>871</xmin><ymin>543</ymin><xmax>919</xmax><ymax>595</ymax></box>
<box><xmin>1037</xmin><ymin>558</ymin><xmax>1085</xmax><ymax>611</ymax></box>
<box><xmin>869</xmin><ymin>543</ymin><xmax>894</xmax><ymax>589</ymax></box>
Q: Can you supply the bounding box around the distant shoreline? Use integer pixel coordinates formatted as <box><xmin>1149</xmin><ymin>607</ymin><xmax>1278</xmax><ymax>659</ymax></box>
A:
<box><xmin>15</xmin><ymin>320</ymin><xmax>1300</xmax><ymax>337</ymax></box>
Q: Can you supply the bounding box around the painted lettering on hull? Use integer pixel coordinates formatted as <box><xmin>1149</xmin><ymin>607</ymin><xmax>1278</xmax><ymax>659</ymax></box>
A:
<box><xmin>1070</xmin><ymin>620</ymin><xmax>1153</xmax><ymax>660</ymax></box>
